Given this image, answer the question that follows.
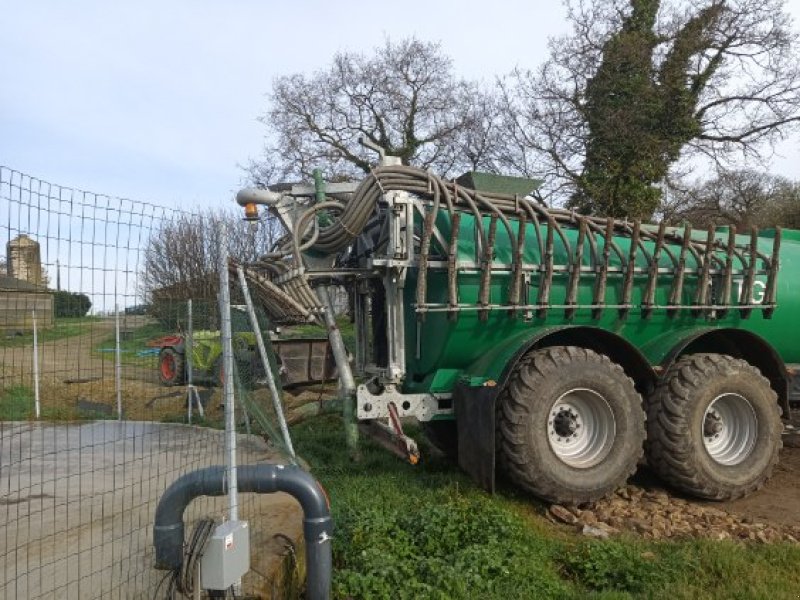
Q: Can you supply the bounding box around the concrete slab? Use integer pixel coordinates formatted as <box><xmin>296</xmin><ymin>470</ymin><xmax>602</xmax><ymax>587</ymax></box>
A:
<box><xmin>0</xmin><ymin>421</ymin><xmax>303</xmax><ymax>599</ymax></box>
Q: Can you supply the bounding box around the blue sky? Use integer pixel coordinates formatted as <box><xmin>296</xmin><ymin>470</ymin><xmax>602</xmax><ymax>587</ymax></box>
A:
<box><xmin>1</xmin><ymin>0</ymin><xmax>799</xmax><ymax>210</ymax></box>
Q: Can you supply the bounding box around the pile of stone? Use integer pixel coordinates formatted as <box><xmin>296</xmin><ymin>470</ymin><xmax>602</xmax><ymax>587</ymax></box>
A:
<box><xmin>548</xmin><ymin>486</ymin><xmax>800</xmax><ymax>543</ymax></box>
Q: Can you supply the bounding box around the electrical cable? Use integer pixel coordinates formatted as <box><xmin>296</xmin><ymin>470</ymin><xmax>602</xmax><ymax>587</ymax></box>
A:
<box><xmin>161</xmin><ymin>517</ymin><xmax>216</xmax><ymax>599</ymax></box>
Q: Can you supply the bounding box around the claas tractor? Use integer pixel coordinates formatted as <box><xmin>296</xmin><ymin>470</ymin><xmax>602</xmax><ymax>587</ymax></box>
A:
<box><xmin>155</xmin><ymin>330</ymin><xmax>336</xmax><ymax>389</ymax></box>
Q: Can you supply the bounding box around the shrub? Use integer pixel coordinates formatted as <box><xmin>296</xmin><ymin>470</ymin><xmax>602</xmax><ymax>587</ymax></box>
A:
<box><xmin>559</xmin><ymin>540</ymin><xmax>672</xmax><ymax>593</ymax></box>
<box><xmin>53</xmin><ymin>290</ymin><xmax>91</xmax><ymax>318</ymax></box>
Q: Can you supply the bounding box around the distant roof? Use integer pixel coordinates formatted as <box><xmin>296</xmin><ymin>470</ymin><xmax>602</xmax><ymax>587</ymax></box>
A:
<box><xmin>0</xmin><ymin>274</ymin><xmax>48</xmax><ymax>292</ymax></box>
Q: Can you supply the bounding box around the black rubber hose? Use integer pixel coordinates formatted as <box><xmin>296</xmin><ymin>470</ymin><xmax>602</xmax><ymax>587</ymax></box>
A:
<box><xmin>153</xmin><ymin>464</ymin><xmax>332</xmax><ymax>600</ymax></box>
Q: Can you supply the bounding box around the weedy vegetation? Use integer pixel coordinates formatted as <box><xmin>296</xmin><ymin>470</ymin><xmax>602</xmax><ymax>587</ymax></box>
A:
<box><xmin>292</xmin><ymin>416</ymin><xmax>800</xmax><ymax>600</ymax></box>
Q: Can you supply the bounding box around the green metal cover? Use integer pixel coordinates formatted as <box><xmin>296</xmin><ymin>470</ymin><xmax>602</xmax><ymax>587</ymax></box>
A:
<box><xmin>402</xmin><ymin>214</ymin><xmax>800</xmax><ymax>395</ymax></box>
<box><xmin>455</xmin><ymin>172</ymin><xmax>542</xmax><ymax>197</ymax></box>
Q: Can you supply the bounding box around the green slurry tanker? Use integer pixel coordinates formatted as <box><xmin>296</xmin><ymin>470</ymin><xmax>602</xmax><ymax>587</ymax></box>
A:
<box><xmin>235</xmin><ymin>152</ymin><xmax>797</xmax><ymax>505</ymax></box>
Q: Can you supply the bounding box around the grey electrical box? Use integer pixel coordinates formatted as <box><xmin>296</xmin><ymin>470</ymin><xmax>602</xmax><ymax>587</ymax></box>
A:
<box><xmin>200</xmin><ymin>520</ymin><xmax>250</xmax><ymax>590</ymax></box>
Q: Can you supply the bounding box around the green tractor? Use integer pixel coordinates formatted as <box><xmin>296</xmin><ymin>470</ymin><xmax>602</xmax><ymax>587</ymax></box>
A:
<box><xmin>155</xmin><ymin>330</ymin><xmax>337</xmax><ymax>389</ymax></box>
<box><xmin>156</xmin><ymin>331</ymin><xmax>257</xmax><ymax>386</ymax></box>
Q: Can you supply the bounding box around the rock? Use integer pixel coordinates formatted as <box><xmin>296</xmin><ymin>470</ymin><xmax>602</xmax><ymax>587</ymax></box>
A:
<box><xmin>608</xmin><ymin>516</ymin><xmax>626</xmax><ymax>529</ymax></box>
<box><xmin>628</xmin><ymin>518</ymin><xmax>653</xmax><ymax>534</ymax></box>
<box><xmin>581</xmin><ymin>524</ymin><xmax>611</xmax><ymax>539</ymax></box>
<box><xmin>595</xmin><ymin>508</ymin><xmax>611</xmax><ymax>522</ymax></box>
<box><xmin>704</xmin><ymin>507</ymin><xmax>726</xmax><ymax>518</ymax></box>
<box><xmin>644</xmin><ymin>489</ymin><xmax>669</xmax><ymax>501</ymax></box>
<box><xmin>567</xmin><ymin>505</ymin><xmax>583</xmax><ymax>518</ymax></box>
<box><xmin>652</xmin><ymin>514</ymin><xmax>668</xmax><ymax>530</ymax></box>
<box><xmin>566</xmin><ymin>487</ymin><xmax>799</xmax><ymax>545</ymax></box>
<box><xmin>550</xmin><ymin>505</ymin><xmax>578</xmax><ymax>525</ymax></box>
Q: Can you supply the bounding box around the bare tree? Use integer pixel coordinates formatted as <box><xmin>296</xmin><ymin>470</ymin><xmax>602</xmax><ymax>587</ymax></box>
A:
<box><xmin>255</xmin><ymin>37</ymin><xmax>500</xmax><ymax>181</ymax></box>
<box><xmin>497</xmin><ymin>0</ymin><xmax>800</xmax><ymax>217</ymax></box>
<box><xmin>661</xmin><ymin>169</ymin><xmax>800</xmax><ymax>228</ymax></box>
<box><xmin>141</xmin><ymin>209</ymin><xmax>282</xmax><ymax>306</ymax></box>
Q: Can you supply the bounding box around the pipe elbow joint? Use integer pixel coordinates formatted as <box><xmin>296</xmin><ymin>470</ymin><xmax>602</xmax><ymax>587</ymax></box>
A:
<box><xmin>236</xmin><ymin>188</ymin><xmax>282</xmax><ymax>207</ymax></box>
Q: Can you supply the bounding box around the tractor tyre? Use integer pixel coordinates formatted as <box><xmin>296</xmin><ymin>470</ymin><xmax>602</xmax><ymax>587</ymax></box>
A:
<box><xmin>646</xmin><ymin>353</ymin><xmax>782</xmax><ymax>500</ymax></box>
<box><xmin>158</xmin><ymin>348</ymin><xmax>185</xmax><ymax>386</ymax></box>
<box><xmin>497</xmin><ymin>346</ymin><xmax>645</xmax><ymax>504</ymax></box>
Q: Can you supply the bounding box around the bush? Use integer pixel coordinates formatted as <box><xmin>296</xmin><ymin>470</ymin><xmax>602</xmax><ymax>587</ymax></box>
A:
<box><xmin>53</xmin><ymin>290</ymin><xmax>91</xmax><ymax>318</ymax></box>
<box><xmin>559</xmin><ymin>540</ymin><xmax>672</xmax><ymax>593</ymax></box>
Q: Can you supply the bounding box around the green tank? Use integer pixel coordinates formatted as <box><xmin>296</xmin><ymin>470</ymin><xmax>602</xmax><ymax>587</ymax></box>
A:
<box><xmin>237</xmin><ymin>161</ymin><xmax>795</xmax><ymax>505</ymax></box>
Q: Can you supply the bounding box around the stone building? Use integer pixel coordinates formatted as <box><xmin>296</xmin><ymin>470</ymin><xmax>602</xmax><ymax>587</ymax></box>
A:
<box><xmin>7</xmin><ymin>234</ymin><xmax>45</xmax><ymax>286</ymax></box>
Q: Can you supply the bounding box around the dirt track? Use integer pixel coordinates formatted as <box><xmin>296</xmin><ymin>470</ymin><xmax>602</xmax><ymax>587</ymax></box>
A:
<box><xmin>1</xmin><ymin>317</ymin><xmax>156</xmax><ymax>385</ymax></box>
<box><xmin>720</xmin><ymin>444</ymin><xmax>800</xmax><ymax>527</ymax></box>
<box><xmin>4</xmin><ymin>323</ymin><xmax>800</xmax><ymax>545</ymax></box>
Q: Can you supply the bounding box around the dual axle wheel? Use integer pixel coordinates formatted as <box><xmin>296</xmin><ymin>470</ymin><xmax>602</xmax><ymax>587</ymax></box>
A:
<box><xmin>496</xmin><ymin>346</ymin><xmax>782</xmax><ymax>504</ymax></box>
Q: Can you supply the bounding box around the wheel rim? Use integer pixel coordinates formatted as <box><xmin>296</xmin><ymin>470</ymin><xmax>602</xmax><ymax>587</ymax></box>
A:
<box><xmin>703</xmin><ymin>393</ymin><xmax>758</xmax><ymax>466</ymax></box>
<box><xmin>161</xmin><ymin>353</ymin><xmax>175</xmax><ymax>380</ymax></box>
<box><xmin>547</xmin><ymin>388</ymin><xmax>616</xmax><ymax>468</ymax></box>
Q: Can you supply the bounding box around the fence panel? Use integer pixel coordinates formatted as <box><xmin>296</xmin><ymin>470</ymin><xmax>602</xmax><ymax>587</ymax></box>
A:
<box><xmin>1</xmin><ymin>167</ymin><xmax>299</xmax><ymax>599</ymax></box>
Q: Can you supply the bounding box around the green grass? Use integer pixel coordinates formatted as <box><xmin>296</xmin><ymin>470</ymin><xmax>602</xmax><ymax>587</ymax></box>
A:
<box><xmin>93</xmin><ymin>321</ymin><xmax>169</xmax><ymax>368</ymax></box>
<box><xmin>0</xmin><ymin>316</ymin><xmax>101</xmax><ymax>348</ymax></box>
<box><xmin>0</xmin><ymin>385</ymin><xmax>35</xmax><ymax>419</ymax></box>
<box><xmin>0</xmin><ymin>385</ymin><xmax>102</xmax><ymax>421</ymax></box>
<box><xmin>292</xmin><ymin>416</ymin><xmax>800</xmax><ymax>600</ymax></box>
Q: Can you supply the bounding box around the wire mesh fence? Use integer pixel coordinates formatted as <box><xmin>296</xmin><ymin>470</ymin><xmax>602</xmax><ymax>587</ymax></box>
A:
<box><xmin>0</xmin><ymin>166</ymin><xmax>305</xmax><ymax>598</ymax></box>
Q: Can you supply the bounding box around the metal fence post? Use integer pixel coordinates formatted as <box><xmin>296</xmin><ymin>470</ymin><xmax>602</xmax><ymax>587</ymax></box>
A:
<box><xmin>218</xmin><ymin>224</ymin><xmax>239</xmax><ymax>521</ymax></box>
<box><xmin>31</xmin><ymin>309</ymin><xmax>40</xmax><ymax>419</ymax></box>
<box><xmin>185</xmin><ymin>299</ymin><xmax>203</xmax><ymax>423</ymax></box>
<box><xmin>115</xmin><ymin>304</ymin><xmax>123</xmax><ymax>420</ymax></box>
<box><xmin>316</xmin><ymin>285</ymin><xmax>359</xmax><ymax>458</ymax></box>
<box><xmin>236</xmin><ymin>266</ymin><xmax>296</xmax><ymax>459</ymax></box>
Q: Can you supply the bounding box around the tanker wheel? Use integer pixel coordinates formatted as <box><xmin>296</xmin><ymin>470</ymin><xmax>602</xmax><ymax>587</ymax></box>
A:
<box><xmin>497</xmin><ymin>346</ymin><xmax>645</xmax><ymax>504</ymax></box>
<box><xmin>645</xmin><ymin>353</ymin><xmax>782</xmax><ymax>500</ymax></box>
<box><xmin>158</xmin><ymin>348</ymin><xmax>185</xmax><ymax>386</ymax></box>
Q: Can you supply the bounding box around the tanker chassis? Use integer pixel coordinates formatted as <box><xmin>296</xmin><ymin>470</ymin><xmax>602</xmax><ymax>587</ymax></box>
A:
<box><xmin>235</xmin><ymin>151</ymin><xmax>797</xmax><ymax>505</ymax></box>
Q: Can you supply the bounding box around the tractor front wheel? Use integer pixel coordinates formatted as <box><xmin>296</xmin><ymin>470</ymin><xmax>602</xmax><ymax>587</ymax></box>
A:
<box><xmin>158</xmin><ymin>348</ymin><xmax>185</xmax><ymax>386</ymax></box>
<box><xmin>497</xmin><ymin>346</ymin><xmax>646</xmax><ymax>504</ymax></box>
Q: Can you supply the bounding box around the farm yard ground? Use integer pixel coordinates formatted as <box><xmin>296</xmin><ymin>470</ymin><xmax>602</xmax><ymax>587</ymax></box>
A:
<box><xmin>0</xmin><ymin>421</ymin><xmax>302</xmax><ymax>600</ymax></box>
<box><xmin>293</xmin><ymin>415</ymin><xmax>800</xmax><ymax>599</ymax></box>
<box><xmin>4</xmin><ymin>316</ymin><xmax>800</xmax><ymax>597</ymax></box>
<box><xmin>3</xmin><ymin>398</ymin><xmax>800</xmax><ymax>598</ymax></box>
